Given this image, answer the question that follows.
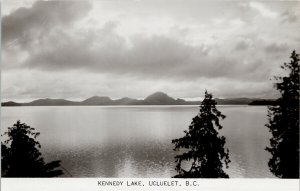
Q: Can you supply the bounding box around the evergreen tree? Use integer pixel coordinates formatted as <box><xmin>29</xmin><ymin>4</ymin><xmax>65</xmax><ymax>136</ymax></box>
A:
<box><xmin>266</xmin><ymin>50</ymin><xmax>299</xmax><ymax>178</ymax></box>
<box><xmin>1</xmin><ymin>121</ymin><xmax>63</xmax><ymax>177</ymax></box>
<box><xmin>172</xmin><ymin>91</ymin><xmax>230</xmax><ymax>178</ymax></box>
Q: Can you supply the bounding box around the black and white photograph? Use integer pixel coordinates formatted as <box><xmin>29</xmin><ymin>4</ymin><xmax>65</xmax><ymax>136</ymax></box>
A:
<box><xmin>1</xmin><ymin>0</ymin><xmax>299</xmax><ymax>189</ymax></box>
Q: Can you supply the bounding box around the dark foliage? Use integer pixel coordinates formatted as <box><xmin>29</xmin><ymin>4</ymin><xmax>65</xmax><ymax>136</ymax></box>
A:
<box><xmin>1</xmin><ymin>121</ymin><xmax>63</xmax><ymax>177</ymax></box>
<box><xmin>248</xmin><ymin>99</ymin><xmax>277</xmax><ymax>106</ymax></box>
<box><xmin>172</xmin><ymin>91</ymin><xmax>230</xmax><ymax>178</ymax></box>
<box><xmin>266</xmin><ymin>50</ymin><xmax>299</xmax><ymax>178</ymax></box>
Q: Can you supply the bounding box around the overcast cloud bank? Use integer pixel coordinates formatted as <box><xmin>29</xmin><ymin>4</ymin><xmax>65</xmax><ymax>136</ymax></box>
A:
<box><xmin>2</xmin><ymin>0</ymin><xmax>300</xmax><ymax>101</ymax></box>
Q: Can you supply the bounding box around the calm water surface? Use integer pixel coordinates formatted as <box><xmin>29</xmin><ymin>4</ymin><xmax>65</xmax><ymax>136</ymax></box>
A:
<box><xmin>1</xmin><ymin>106</ymin><xmax>274</xmax><ymax>178</ymax></box>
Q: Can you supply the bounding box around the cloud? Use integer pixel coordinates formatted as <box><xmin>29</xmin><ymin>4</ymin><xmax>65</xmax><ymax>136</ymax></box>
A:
<box><xmin>1</xmin><ymin>69</ymin><xmax>276</xmax><ymax>102</ymax></box>
<box><xmin>18</xmin><ymin>24</ymin><xmax>271</xmax><ymax>82</ymax></box>
<box><xmin>235</xmin><ymin>40</ymin><xmax>251</xmax><ymax>51</ymax></box>
<box><xmin>249</xmin><ymin>2</ymin><xmax>278</xmax><ymax>18</ymax></box>
<box><xmin>281</xmin><ymin>11</ymin><xmax>298</xmax><ymax>23</ymax></box>
<box><xmin>1</xmin><ymin>0</ymin><xmax>299</xmax><ymax>100</ymax></box>
<box><xmin>264</xmin><ymin>42</ymin><xmax>288</xmax><ymax>53</ymax></box>
<box><xmin>2</xmin><ymin>0</ymin><xmax>92</xmax><ymax>47</ymax></box>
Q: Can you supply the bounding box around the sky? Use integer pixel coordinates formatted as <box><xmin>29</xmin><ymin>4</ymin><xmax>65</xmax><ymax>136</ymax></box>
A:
<box><xmin>1</xmin><ymin>0</ymin><xmax>300</xmax><ymax>102</ymax></box>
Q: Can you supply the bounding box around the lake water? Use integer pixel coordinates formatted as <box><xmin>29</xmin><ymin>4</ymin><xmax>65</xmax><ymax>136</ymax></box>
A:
<box><xmin>1</xmin><ymin>105</ymin><xmax>274</xmax><ymax>178</ymax></box>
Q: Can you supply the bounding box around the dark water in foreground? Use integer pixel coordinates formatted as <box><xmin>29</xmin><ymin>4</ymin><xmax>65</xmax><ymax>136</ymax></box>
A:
<box><xmin>1</xmin><ymin>105</ymin><xmax>274</xmax><ymax>178</ymax></box>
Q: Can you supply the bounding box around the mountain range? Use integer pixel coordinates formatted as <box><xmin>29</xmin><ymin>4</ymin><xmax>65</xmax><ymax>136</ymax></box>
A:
<box><xmin>1</xmin><ymin>92</ymin><xmax>276</xmax><ymax>106</ymax></box>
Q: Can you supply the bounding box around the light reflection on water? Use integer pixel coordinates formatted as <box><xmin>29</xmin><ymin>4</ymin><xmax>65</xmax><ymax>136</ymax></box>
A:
<box><xmin>1</xmin><ymin>106</ymin><xmax>274</xmax><ymax>178</ymax></box>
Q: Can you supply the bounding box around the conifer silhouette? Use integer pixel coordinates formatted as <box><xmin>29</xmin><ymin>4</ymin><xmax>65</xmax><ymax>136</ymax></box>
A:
<box><xmin>1</xmin><ymin>121</ymin><xmax>63</xmax><ymax>177</ymax></box>
<box><xmin>266</xmin><ymin>50</ymin><xmax>299</xmax><ymax>178</ymax></box>
<box><xmin>172</xmin><ymin>91</ymin><xmax>230</xmax><ymax>178</ymax></box>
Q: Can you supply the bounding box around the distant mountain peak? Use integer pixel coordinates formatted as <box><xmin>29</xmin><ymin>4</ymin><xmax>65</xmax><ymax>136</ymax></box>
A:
<box><xmin>84</xmin><ymin>96</ymin><xmax>111</xmax><ymax>100</ymax></box>
<box><xmin>82</xmin><ymin>96</ymin><xmax>112</xmax><ymax>105</ymax></box>
<box><xmin>26</xmin><ymin>98</ymin><xmax>75</xmax><ymax>106</ymax></box>
<box><xmin>144</xmin><ymin>91</ymin><xmax>176</xmax><ymax>104</ymax></box>
<box><xmin>152</xmin><ymin>91</ymin><xmax>167</xmax><ymax>95</ymax></box>
<box><xmin>146</xmin><ymin>91</ymin><xmax>170</xmax><ymax>98</ymax></box>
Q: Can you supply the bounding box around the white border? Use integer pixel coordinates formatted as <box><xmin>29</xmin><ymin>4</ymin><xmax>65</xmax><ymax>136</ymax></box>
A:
<box><xmin>1</xmin><ymin>178</ymin><xmax>299</xmax><ymax>191</ymax></box>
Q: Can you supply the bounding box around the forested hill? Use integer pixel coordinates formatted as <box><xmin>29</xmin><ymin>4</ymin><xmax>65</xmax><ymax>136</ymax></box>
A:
<box><xmin>1</xmin><ymin>92</ymin><xmax>275</xmax><ymax>106</ymax></box>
